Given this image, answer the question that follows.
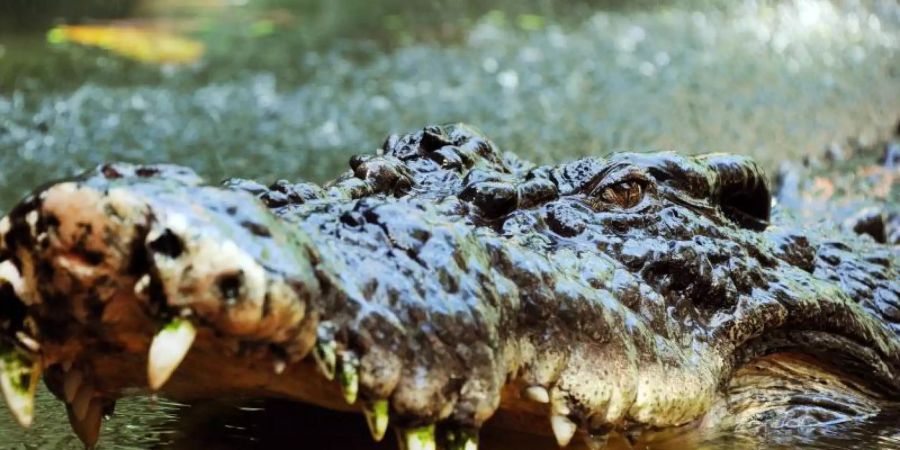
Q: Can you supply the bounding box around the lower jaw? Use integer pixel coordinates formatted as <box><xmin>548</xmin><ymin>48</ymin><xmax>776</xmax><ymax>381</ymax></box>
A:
<box><xmin>36</xmin><ymin>338</ymin><xmax>715</xmax><ymax>449</ymax></box>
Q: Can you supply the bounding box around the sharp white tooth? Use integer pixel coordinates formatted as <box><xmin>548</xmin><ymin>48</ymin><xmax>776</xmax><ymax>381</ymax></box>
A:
<box><xmin>133</xmin><ymin>274</ymin><xmax>151</xmax><ymax>298</ymax></box>
<box><xmin>15</xmin><ymin>332</ymin><xmax>40</xmax><ymax>353</ymax></box>
<box><xmin>312</xmin><ymin>340</ymin><xmax>336</xmax><ymax>380</ymax></box>
<box><xmin>402</xmin><ymin>424</ymin><xmax>436</xmax><ymax>450</ymax></box>
<box><xmin>551</xmin><ymin>415</ymin><xmax>577</xmax><ymax>448</ymax></box>
<box><xmin>0</xmin><ymin>350</ymin><xmax>40</xmax><ymax>428</ymax></box>
<box><xmin>0</xmin><ymin>216</ymin><xmax>10</xmax><ymax>236</ymax></box>
<box><xmin>445</xmin><ymin>427</ymin><xmax>479</xmax><ymax>450</ymax></box>
<box><xmin>73</xmin><ymin>384</ymin><xmax>93</xmax><ymax>421</ymax></box>
<box><xmin>24</xmin><ymin>211</ymin><xmax>38</xmax><ymax>235</ymax></box>
<box><xmin>337</xmin><ymin>351</ymin><xmax>359</xmax><ymax>404</ymax></box>
<box><xmin>0</xmin><ymin>260</ymin><xmax>24</xmax><ymax>298</ymax></box>
<box><xmin>64</xmin><ymin>370</ymin><xmax>83</xmax><ymax>403</ymax></box>
<box><xmin>524</xmin><ymin>385</ymin><xmax>550</xmax><ymax>404</ymax></box>
<box><xmin>147</xmin><ymin>318</ymin><xmax>196</xmax><ymax>390</ymax></box>
<box><xmin>362</xmin><ymin>399</ymin><xmax>389</xmax><ymax>442</ymax></box>
<box><xmin>68</xmin><ymin>397</ymin><xmax>104</xmax><ymax>448</ymax></box>
<box><xmin>273</xmin><ymin>359</ymin><xmax>286</xmax><ymax>375</ymax></box>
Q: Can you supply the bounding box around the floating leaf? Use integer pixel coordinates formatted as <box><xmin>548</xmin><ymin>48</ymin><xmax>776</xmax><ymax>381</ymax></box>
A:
<box><xmin>46</xmin><ymin>25</ymin><xmax>205</xmax><ymax>64</ymax></box>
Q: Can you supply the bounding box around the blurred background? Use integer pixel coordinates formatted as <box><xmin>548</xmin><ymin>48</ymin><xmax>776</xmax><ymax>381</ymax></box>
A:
<box><xmin>0</xmin><ymin>0</ymin><xmax>898</xmax><ymax>448</ymax></box>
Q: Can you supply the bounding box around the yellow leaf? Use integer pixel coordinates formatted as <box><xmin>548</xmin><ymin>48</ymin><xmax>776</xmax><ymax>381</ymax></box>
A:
<box><xmin>47</xmin><ymin>25</ymin><xmax>205</xmax><ymax>65</ymax></box>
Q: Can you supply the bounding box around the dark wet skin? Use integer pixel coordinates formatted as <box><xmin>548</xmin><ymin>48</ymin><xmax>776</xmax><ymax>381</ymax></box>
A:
<box><xmin>0</xmin><ymin>124</ymin><xmax>897</xmax><ymax>449</ymax></box>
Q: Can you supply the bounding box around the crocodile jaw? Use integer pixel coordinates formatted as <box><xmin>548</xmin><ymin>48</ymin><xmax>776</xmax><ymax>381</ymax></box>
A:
<box><xmin>0</xmin><ymin>164</ymin><xmax>724</xmax><ymax>448</ymax></box>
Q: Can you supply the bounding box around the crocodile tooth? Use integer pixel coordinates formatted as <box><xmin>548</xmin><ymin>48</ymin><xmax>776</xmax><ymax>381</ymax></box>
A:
<box><xmin>312</xmin><ymin>340</ymin><xmax>336</xmax><ymax>380</ymax></box>
<box><xmin>72</xmin><ymin>383</ymin><xmax>94</xmax><ymax>421</ymax></box>
<box><xmin>0</xmin><ymin>216</ymin><xmax>9</xmax><ymax>237</ymax></box>
<box><xmin>444</xmin><ymin>426</ymin><xmax>479</xmax><ymax>450</ymax></box>
<box><xmin>550</xmin><ymin>415</ymin><xmax>577</xmax><ymax>447</ymax></box>
<box><xmin>337</xmin><ymin>351</ymin><xmax>359</xmax><ymax>404</ymax></box>
<box><xmin>24</xmin><ymin>211</ymin><xmax>38</xmax><ymax>235</ymax></box>
<box><xmin>399</xmin><ymin>424</ymin><xmax>436</xmax><ymax>450</ymax></box>
<box><xmin>63</xmin><ymin>369</ymin><xmax>84</xmax><ymax>403</ymax></box>
<box><xmin>133</xmin><ymin>274</ymin><xmax>151</xmax><ymax>298</ymax></box>
<box><xmin>67</xmin><ymin>398</ymin><xmax>104</xmax><ymax>448</ymax></box>
<box><xmin>0</xmin><ymin>260</ymin><xmax>24</xmax><ymax>298</ymax></box>
<box><xmin>15</xmin><ymin>332</ymin><xmax>40</xmax><ymax>353</ymax></box>
<box><xmin>523</xmin><ymin>385</ymin><xmax>550</xmax><ymax>404</ymax></box>
<box><xmin>0</xmin><ymin>349</ymin><xmax>40</xmax><ymax>427</ymax></box>
<box><xmin>147</xmin><ymin>318</ymin><xmax>196</xmax><ymax>390</ymax></box>
<box><xmin>362</xmin><ymin>399</ymin><xmax>389</xmax><ymax>442</ymax></box>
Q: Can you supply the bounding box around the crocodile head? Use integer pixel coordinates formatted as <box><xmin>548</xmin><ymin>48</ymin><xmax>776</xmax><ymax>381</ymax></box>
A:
<box><xmin>0</xmin><ymin>124</ymin><xmax>897</xmax><ymax>448</ymax></box>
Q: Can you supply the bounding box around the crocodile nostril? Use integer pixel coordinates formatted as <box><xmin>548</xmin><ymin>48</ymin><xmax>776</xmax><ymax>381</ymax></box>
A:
<box><xmin>135</xmin><ymin>167</ymin><xmax>160</xmax><ymax>178</ymax></box>
<box><xmin>100</xmin><ymin>164</ymin><xmax>122</xmax><ymax>179</ymax></box>
<box><xmin>82</xmin><ymin>250</ymin><xmax>104</xmax><ymax>266</ymax></box>
<box><xmin>216</xmin><ymin>271</ymin><xmax>244</xmax><ymax>303</ymax></box>
<box><xmin>44</xmin><ymin>214</ymin><xmax>60</xmax><ymax>229</ymax></box>
<box><xmin>149</xmin><ymin>229</ymin><xmax>184</xmax><ymax>258</ymax></box>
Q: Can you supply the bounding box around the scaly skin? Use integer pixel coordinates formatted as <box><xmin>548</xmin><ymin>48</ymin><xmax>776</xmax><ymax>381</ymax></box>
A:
<box><xmin>0</xmin><ymin>124</ymin><xmax>897</xmax><ymax>448</ymax></box>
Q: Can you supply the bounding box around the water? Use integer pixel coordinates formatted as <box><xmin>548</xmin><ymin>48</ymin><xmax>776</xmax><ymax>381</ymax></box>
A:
<box><xmin>0</xmin><ymin>0</ymin><xmax>898</xmax><ymax>448</ymax></box>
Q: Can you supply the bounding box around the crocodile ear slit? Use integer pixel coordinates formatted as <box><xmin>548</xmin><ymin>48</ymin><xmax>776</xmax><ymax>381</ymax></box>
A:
<box><xmin>700</xmin><ymin>154</ymin><xmax>771</xmax><ymax>231</ymax></box>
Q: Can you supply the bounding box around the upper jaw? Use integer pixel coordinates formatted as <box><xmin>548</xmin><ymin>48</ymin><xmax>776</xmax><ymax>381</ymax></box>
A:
<box><xmin>0</xmin><ymin>163</ymin><xmax>330</xmax><ymax>442</ymax></box>
<box><xmin>0</xmin><ymin>161</ymin><xmax>322</xmax><ymax>344</ymax></box>
<box><xmin>0</xmin><ymin>160</ymin><xmax>732</xmax><ymax>448</ymax></box>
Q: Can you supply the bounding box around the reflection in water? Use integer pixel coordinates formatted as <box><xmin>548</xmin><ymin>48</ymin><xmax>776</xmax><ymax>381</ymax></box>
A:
<box><xmin>1</xmin><ymin>386</ymin><xmax>898</xmax><ymax>449</ymax></box>
<box><xmin>0</xmin><ymin>388</ymin><xmax>184</xmax><ymax>449</ymax></box>
<box><xmin>143</xmin><ymin>401</ymin><xmax>900</xmax><ymax>450</ymax></box>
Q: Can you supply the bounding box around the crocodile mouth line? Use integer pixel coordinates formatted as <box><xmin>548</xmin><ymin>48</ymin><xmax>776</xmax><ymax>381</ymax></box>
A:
<box><xmin>0</xmin><ymin>201</ymin><xmax>711</xmax><ymax>450</ymax></box>
<box><xmin>730</xmin><ymin>329</ymin><xmax>899</xmax><ymax>396</ymax></box>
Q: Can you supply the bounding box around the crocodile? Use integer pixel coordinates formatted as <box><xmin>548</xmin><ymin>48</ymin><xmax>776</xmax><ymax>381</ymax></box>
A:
<box><xmin>0</xmin><ymin>124</ymin><xmax>897</xmax><ymax>449</ymax></box>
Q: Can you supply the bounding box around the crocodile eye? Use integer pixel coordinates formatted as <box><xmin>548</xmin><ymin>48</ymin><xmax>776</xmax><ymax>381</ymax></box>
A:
<box><xmin>598</xmin><ymin>180</ymin><xmax>644</xmax><ymax>209</ymax></box>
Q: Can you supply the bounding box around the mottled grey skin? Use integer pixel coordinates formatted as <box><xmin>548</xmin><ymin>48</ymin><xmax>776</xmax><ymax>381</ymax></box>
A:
<box><xmin>0</xmin><ymin>124</ymin><xmax>897</xmax><ymax>447</ymax></box>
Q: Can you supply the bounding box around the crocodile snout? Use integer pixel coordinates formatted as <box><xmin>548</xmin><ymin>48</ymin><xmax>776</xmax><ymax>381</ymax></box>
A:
<box><xmin>0</xmin><ymin>163</ymin><xmax>328</xmax><ymax>445</ymax></box>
